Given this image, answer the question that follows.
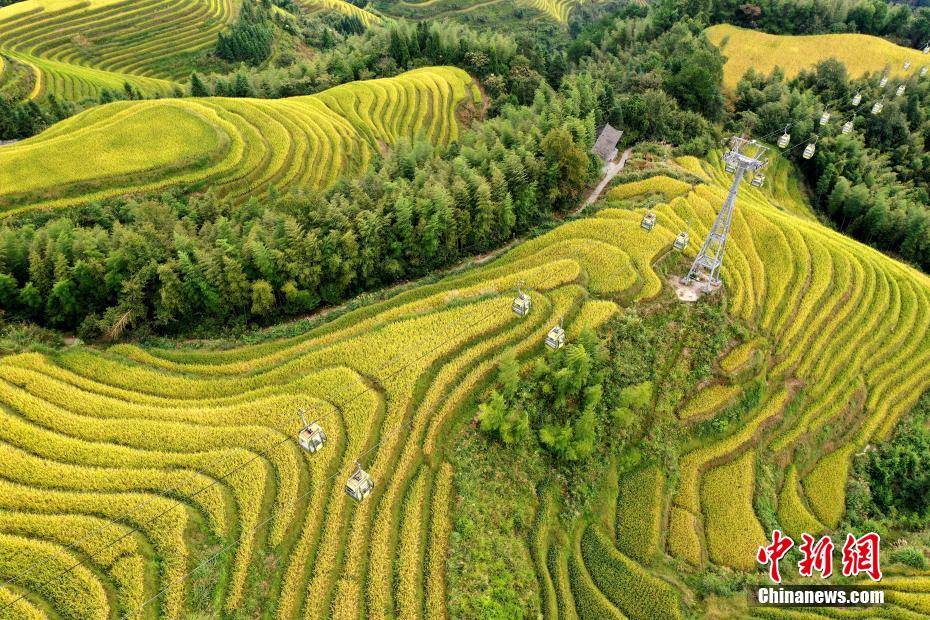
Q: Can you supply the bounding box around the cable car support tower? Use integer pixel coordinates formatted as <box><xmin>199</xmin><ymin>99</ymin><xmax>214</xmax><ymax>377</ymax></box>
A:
<box><xmin>684</xmin><ymin>137</ymin><xmax>768</xmax><ymax>293</ymax></box>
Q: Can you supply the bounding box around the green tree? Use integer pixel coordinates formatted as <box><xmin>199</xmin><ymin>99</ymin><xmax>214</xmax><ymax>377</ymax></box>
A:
<box><xmin>865</xmin><ymin>420</ymin><xmax>930</xmax><ymax>527</ymax></box>
<box><xmin>250</xmin><ymin>279</ymin><xmax>275</xmax><ymax>317</ymax></box>
<box><xmin>540</xmin><ymin>127</ymin><xmax>590</xmax><ymax>212</ymax></box>
<box><xmin>18</xmin><ymin>282</ymin><xmax>43</xmax><ymax>319</ymax></box>
<box><xmin>190</xmin><ymin>73</ymin><xmax>210</xmax><ymax>97</ymax></box>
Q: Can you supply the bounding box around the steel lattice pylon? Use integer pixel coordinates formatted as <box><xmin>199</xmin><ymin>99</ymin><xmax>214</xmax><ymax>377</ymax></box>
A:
<box><xmin>685</xmin><ymin>137</ymin><xmax>769</xmax><ymax>292</ymax></box>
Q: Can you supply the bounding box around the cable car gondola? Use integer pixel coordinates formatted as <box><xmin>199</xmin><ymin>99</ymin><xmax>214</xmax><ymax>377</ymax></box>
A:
<box><xmin>641</xmin><ymin>210</ymin><xmax>657</xmax><ymax>231</ymax></box>
<box><xmin>545</xmin><ymin>319</ymin><xmax>565</xmax><ymax>350</ymax></box>
<box><xmin>777</xmin><ymin>126</ymin><xmax>791</xmax><ymax>148</ymax></box>
<box><xmin>512</xmin><ymin>287</ymin><xmax>532</xmax><ymax>317</ymax></box>
<box><xmin>297</xmin><ymin>410</ymin><xmax>327</xmax><ymax>453</ymax></box>
<box><xmin>346</xmin><ymin>462</ymin><xmax>374</xmax><ymax>501</ymax></box>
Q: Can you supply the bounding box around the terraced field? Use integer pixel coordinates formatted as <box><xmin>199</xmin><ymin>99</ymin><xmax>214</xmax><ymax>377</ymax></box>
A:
<box><xmin>297</xmin><ymin>0</ymin><xmax>381</xmax><ymax>25</ymax></box>
<box><xmin>2</xmin><ymin>146</ymin><xmax>930</xmax><ymax>618</ymax></box>
<box><xmin>0</xmin><ymin>0</ymin><xmax>385</xmax><ymax>103</ymax></box>
<box><xmin>0</xmin><ymin>66</ymin><xmax>480</xmax><ymax>217</ymax></box>
<box><xmin>534</xmin><ymin>152</ymin><xmax>930</xmax><ymax>618</ymax></box>
<box><xmin>391</xmin><ymin>0</ymin><xmax>587</xmax><ymax>24</ymax></box>
<box><xmin>0</xmin><ymin>0</ymin><xmax>233</xmax><ymax>101</ymax></box>
<box><xmin>707</xmin><ymin>23</ymin><xmax>930</xmax><ymax>89</ymax></box>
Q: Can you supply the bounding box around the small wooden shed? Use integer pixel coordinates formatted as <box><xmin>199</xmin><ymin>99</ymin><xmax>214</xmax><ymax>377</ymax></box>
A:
<box><xmin>591</xmin><ymin>123</ymin><xmax>623</xmax><ymax>162</ymax></box>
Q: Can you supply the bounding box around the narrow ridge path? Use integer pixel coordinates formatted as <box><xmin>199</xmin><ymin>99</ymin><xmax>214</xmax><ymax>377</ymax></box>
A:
<box><xmin>578</xmin><ymin>147</ymin><xmax>632</xmax><ymax>213</ymax></box>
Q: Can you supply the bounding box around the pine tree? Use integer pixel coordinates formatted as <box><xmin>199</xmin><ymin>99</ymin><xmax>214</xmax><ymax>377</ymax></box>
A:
<box><xmin>233</xmin><ymin>72</ymin><xmax>255</xmax><ymax>97</ymax></box>
<box><xmin>190</xmin><ymin>73</ymin><xmax>210</xmax><ymax>97</ymax></box>
<box><xmin>223</xmin><ymin>255</ymin><xmax>251</xmax><ymax>311</ymax></box>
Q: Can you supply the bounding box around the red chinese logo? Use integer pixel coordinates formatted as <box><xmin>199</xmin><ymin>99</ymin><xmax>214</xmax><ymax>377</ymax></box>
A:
<box><xmin>798</xmin><ymin>534</ymin><xmax>834</xmax><ymax>578</ymax></box>
<box><xmin>841</xmin><ymin>532</ymin><xmax>882</xmax><ymax>581</ymax></box>
<box><xmin>758</xmin><ymin>531</ymin><xmax>881</xmax><ymax>583</ymax></box>
<box><xmin>757</xmin><ymin>529</ymin><xmax>794</xmax><ymax>584</ymax></box>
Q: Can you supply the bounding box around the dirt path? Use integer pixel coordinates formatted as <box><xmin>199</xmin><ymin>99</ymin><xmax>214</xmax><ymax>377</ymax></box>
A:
<box><xmin>575</xmin><ymin>147</ymin><xmax>632</xmax><ymax>215</ymax></box>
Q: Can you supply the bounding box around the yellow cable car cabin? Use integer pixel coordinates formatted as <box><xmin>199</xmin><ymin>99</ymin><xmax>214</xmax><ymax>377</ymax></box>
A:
<box><xmin>512</xmin><ymin>290</ymin><xmax>532</xmax><ymax>317</ymax></box>
<box><xmin>545</xmin><ymin>320</ymin><xmax>565</xmax><ymax>350</ymax></box>
<box><xmin>673</xmin><ymin>231</ymin><xmax>689</xmax><ymax>251</ymax></box>
<box><xmin>750</xmin><ymin>173</ymin><xmax>765</xmax><ymax>188</ymax></box>
<box><xmin>346</xmin><ymin>462</ymin><xmax>374</xmax><ymax>501</ymax></box>
<box><xmin>641</xmin><ymin>211</ymin><xmax>657</xmax><ymax>231</ymax></box>
<box><xmin>852</xmin><ymin>92</ymin><xmax>862</xmax><ymax>106</ymax></box>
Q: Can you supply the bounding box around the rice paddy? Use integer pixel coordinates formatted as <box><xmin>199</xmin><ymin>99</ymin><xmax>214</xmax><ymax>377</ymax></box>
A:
<box><xmin>706</xmin><ymin>24</ymin><xmax>930</xmax><ymax>90</ymax></box>
<box><xmin>0</xmin><ymin>66</ymin><xmax>480</xmax><ymax>216</ymax></box>
<box><xmin>0</xmin><ymin>0</ymin><xmax>232</xmax><ymax>100</ymax></box>
<box><xmin>2</xmin><ymin>140</ymin><xmax>930</xmax><ymax>617</ymax></box>
<box><xmin>393</xmin><ymin>0</ymin><xmax>589</xmax><ymax>24</ymax></box>
<box><xmin>0</xmin><ymin>0</ymin><xmax>381</xmax><ymax>103</ymax></box>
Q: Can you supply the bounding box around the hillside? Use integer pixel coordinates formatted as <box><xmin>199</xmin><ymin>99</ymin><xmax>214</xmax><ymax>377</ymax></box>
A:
<box><xmin>1</xmin><ymin>145</ymin><xmax>929</xmax><ymax>617</ymax></box>
<box><xmin>381</xmin><ymin>0</ymin><xmax>588</xmax><ymax>24</ymax></box>
<box><xmin>297</xmin><ymin>0</ymin><xmax>381</xmax><ymax>25</ymax></box>
<box><xmin>0</xmin><ymin>0</ymin><xmax>386</xmax><ymax>103</ymax></box>
<box><xmin>706</xmin><ymin>23</ymin><xmax>929</xmax><ymax>89</ymax></box>
<box><xmin>0</xmin><ymin>0</ymin><xmax>234</xmax><ymax>100</ymax></box>
<box><xmin>0</xmin><ymin>66</ymin><xmax>481</xmax><ymax>216</ymax></box>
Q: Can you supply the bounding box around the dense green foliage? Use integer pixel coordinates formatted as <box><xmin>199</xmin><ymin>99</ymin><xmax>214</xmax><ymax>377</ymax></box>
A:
<box><xmin>479</xmin><ymin>330</ymin><xmax>608</xmax><ymax>461</ymax></box>
<box><xmin>567</xmin><ymin>15</ymin><xmax>722</xmax><ymax>151</ymax></box>
<box><xmin>0</xmin><ymin>87</ymin><xmax>595</xmax><ymax>335</ymax></box>
<box><xmin>447</xmin><ymin>430</ymin><xmax>546</xmax><ymax>619</ymax></box>
<box><xmin>192</xmin><ymin>18</ymin><xmax>555</xmax><ymax>111</ymax></box>
<box><xmin>479</xmin><ymin>299</ymin><xmax>736</xmax><ymax>472</ymax></box>
<box><xmin>733</xmin><ymin>60</ymin><xmax>930</xmax><ymax>271</ymax></box>
<box><xmin>849</xmin><ymin>392</ymin><xmax>930</xmax><ymax>529</ymax></box>
<box><xmin>216</xmin><ymin>0</ymin><xmax>275</xmax><ymax>65</ymax></box>
<box><xmin>657</xmin><ymin>0</ymin><xmax>930</xmax><ymax>41</ymax></box>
